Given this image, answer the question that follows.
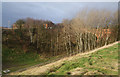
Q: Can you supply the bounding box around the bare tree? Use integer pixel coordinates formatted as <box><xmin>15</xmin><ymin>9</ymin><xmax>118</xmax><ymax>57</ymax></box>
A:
<box><xmin>25</xmin><ymin>18</ymin><xmax>34</xmax><ymax>44</ymax></box>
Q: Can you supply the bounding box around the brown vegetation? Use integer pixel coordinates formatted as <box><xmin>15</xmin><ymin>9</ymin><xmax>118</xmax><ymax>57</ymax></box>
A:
<box><xmin>2</xmin><ymin>8</ymin><xmax>118</xmax><ymax>57</ymax></box>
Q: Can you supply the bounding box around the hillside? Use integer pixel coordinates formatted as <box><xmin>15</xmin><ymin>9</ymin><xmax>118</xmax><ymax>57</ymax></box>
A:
<box><xmin>8</xmin><ymin>41</ymin><xmax>119</xmax><ymax>75</ymax></box>
<box><xmin>2</xmin><ymin>14</ymin><xmax>119</xmax><ymax>74</ymax></box>
<box><xmin>2</xmin><ymin>2</ymin><xmax>119</xmax><ymax>76</ymax></box>
<box><xmin>48</xmin><ymin>42</ymin><xmax>119</xmax><ymax>75</ymax></box>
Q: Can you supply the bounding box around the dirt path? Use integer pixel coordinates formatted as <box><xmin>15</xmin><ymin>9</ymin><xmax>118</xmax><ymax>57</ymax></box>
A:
<box><xmin>8</xmin><ymin>41</ymin><xmax>119</xmax><ymax>75</ymax></box>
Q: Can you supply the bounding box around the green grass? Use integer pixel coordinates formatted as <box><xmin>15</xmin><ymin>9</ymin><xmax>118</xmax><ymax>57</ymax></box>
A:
<box><xmin>2</xmin><ymin>45</ymin><xmax>64</xmax><ymax>74</ymax></box>
<box><xmin>47</xmin><ymin>43</ymin><xmax>119</xmax><ymax>75</ymax></box>
<box><xmin>2</xmin><ymin>47</ymin><xmax>45</xmax><ymax>72</ymax></box>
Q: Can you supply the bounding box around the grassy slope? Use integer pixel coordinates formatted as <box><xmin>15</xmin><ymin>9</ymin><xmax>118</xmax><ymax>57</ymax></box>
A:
<box><xmin>47</xmin><ymin>43</ymin><xmax>119</xmax><ymax>75</ymax></box>
<box><xmin>2</xmin><ymin>46</ymin><xmax>45</xmax><ymax>72</ymax></box>
<box><xmin>2</xmin><ymin>46</ymin><xmax>64</xmax><ymax>73</ymax></box>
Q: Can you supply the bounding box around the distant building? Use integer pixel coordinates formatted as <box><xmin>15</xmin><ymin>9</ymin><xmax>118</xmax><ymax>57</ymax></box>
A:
<box><xmin>92</xmin><ymin>29</ymin><xmax>111</xmax><ymax>39</ymax></box>
<box><xmin>44</xmin><ymin>24</ymin><xmax>52</xmax><ymax>29</ymax></box>
<box><xmin>12</xmin><ymin>24</ymin><xmax>25</xmax><ymax>29</ymax></box>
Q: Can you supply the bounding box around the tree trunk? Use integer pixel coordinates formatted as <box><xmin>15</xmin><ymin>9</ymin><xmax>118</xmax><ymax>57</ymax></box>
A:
<box><xmin>29</xmin><ymin>29</ymin><xmax>33</xmax><ymax>44</ymax></box>
<box><xmin>68</xmin><ymin>35</ymin><xmax>72</xmax><ymax>56</ymax></box>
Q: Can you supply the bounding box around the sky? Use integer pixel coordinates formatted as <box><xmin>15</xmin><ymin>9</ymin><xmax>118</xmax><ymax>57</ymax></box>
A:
<box><xmin>2</xmin><ymin>2</ymin><xmax>118</xmax><ymax>27</ymax></box>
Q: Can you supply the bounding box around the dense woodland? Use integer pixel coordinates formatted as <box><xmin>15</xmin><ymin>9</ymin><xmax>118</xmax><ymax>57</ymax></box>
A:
<box><xmin>2</xmin><ymin>9</ymin><xmax>119</xmax><ymax>57</ymax></box>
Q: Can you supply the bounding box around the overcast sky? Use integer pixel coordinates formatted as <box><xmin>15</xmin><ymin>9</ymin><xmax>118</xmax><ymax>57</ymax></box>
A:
<box><xmin>2</xmin><ymin>2</ymin><xmax>118</xmax><ymax>27</ymax></box>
